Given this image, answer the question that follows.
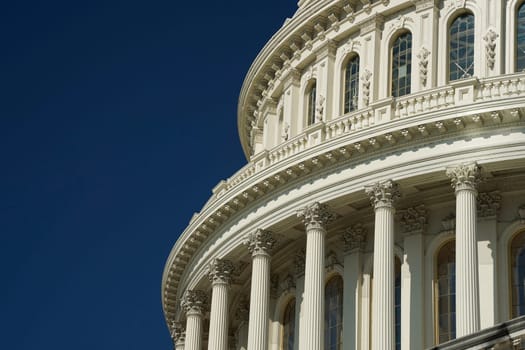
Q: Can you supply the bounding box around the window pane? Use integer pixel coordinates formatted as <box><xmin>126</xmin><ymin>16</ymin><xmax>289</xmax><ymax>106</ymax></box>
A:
<box><xmin>518</xmin><ymin>4</ymin><xmax>525</xmax><ymax>71</ymax></box>
<box><xmin>391</xmin><ymin>32</ymin><xmax>412</xmax><ymax>97</ymax></box>
<box><xmin>344</xmin><ymin>55</ymin><xmax>360</xmax><ymax>113</ymax></box>
<box><xmin>436</xmin><ymin>240</ymin><xmax>456</xmax><ymax>344</ymax></box>
<box><xmin>282</xmin><ymin>299</ymin><xmax>295</xmax><ymax>350</ymax></box>
<box><xmin>449</xmin><ymin>14</ymin><xmax>475</xmax><ymax>81</ymax></box>
<box><xmin>325</xmin><ymin>276</ymin><xmax>343</xmax><ymax>350</ymax></box>
<box><xmin>307</xmin><ymin>83</ymin><xmax>316</xmax><ymax>125</ymax></box>
<box><xmin>511</xmin><ymin>231</ymin><xmax>525</xmax><ymax>318</ymax></box>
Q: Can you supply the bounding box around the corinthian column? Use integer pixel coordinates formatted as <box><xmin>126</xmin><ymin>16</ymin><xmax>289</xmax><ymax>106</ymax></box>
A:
<box><xmin>207</xmin><ymin>258</ymin><xmax>235</xmax><ymax>350</ymax></box>
<box><xmin>297</xmin><ymin>202</ymin><xmax>337</xmax><ymax>350</ymax></box>
<box><xmin>365</xmin><ymin>180</ymin><xmax>400</xmax><ymax>350</ymax></box>
<box><xmin>244</xmin><ymin>229</ymin><xmax>276</xmax><ymax>350</ymax></box>
<box><xmin>446</xmin><ymin>162</ymin><xmax>482</xmax><ymax>337</ymax></box>
<box><xmin>170</xmin><ymin>321</ymin><xmax>185</xmax><ymax>350</ymax></box>
<box><xmin>181</xmin><ymin>290</ymin><xmax>208</xmax><ymax>350</ymax></box>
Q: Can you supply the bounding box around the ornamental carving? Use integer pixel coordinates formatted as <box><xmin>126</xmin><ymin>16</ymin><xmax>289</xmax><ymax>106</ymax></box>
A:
<box><xmin>483</xmin><ymin>29</ymin><xmax>498</xmax><ymax>70</ymax></box>
<box><xmin>181</xmin><ymin>290</ymin><xmax>208</xmax><ymax>316</ymax></box>
<box><xmin>417</xmin><ymin>47</ymin><xmax>430</xmax><ymax>87</ymax></box>
<box><xmin>477</xmin><ymin>191</ymin><xmax>501</xmax><ymax>218</ymax></box>
<box><xmin>441</xmin><ymin>213</ymin><xmax>456</xmax><ymax>231</ymax></box>
<box><xmin>280</xmin><ymin>274</ymin><xmax>296</xmax><ymax>294</ymax></box>
<box><xmin>244</xmin><ymin>229</ymin><xmax>276</xmax><ymax>256</ymax></box>
<box><xmin>169</xmin><ymin>321</ymin><xmax>185</xmax><ymax>343</ymax></box>
<box><xmin>361</xmin><ymin>69</ymin><xmax>372</xmax><ymax>106</ymax></box>
<box><xmin>297</xmin><ymin>202</ymin><xmax>337</xmax><ymax>229</ymax></box>
<box><xmin>342</xmin><ymin>223</ymin><xmax>367</xmax><ymax>252</ymax></box>
<box><xmin>398</xmin><ymin>205</ymin><xmax>427</xmax><ymax>233</ymax></box>
<box><xmin>315</xmin><ymin>94</ymin><xmax>325</xmax><ymax>122</ymax></box>
<box><xmin>326</xmin><ymin>250</ymin><xmax>341</xmax><ymax>270</ymax></box>
<box><xmin>446</xmin><ymin>162</ymin><xmax>483</xmax><ymax>191</ymax></box>
<box><xmin>365</xmin><ymin>180</ymin><xmax>401</xmax><ymax>208</ymax></box>
<box><xmin>270</xmin><ymin>273</ymin><xmax>279</xmax><ymax>298</ymax></box>
<box><xmin>207</xmin><ymin>258</ymin><xmax>235</xmax><ymax>285</ymax></box>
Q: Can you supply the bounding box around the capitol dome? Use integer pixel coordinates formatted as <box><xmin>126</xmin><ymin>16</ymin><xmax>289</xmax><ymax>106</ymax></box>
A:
<box><xmin>162</xmin><ymin>0</ymin><xmax>525</xmax><ymax>349</ymax></box>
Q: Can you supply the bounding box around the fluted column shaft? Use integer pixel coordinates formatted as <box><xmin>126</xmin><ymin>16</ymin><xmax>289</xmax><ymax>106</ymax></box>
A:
<box><xmin>303</xmin><ymin>223</ymin><xmax>326</xmax><ymax>350</ymax></box>
<box><xmin>185</xmin><ymin>311</ymin><xmax>203</xmax><ymax>350</ymax></box>
<box><xmin>447</xmin><ymin>162</ymin><xmax>482</xmax><ymax>337</ymax></box>
<box><xmin>244</xmin><ymin>229</ymin><xmax>276</xmax><ymax>350</ymax></box>
<box><xmin>365</xmin><ymin>180</ymin><xmax>400</xmax><ymax>350</ymax></box>
<box><xmin>181</xmin><ymin>290</ymin><xmax>208</xmax><ymax>350</ymax></box>
<box><xmin>297</xmin><ymin>202</ymin><xmax>336</xmax><ymax>350</ymax></box>
<box><xmin>207</xmin><ymin>259</ymin><xmax>234</xmax><ymax>350</ymax></box>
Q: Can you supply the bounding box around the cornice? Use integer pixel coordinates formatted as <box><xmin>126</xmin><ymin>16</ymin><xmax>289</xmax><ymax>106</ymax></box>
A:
<box><xmin>163</xmin><ymin>99</ymin><xmax>525</xmax><ymax>325</ymax></box>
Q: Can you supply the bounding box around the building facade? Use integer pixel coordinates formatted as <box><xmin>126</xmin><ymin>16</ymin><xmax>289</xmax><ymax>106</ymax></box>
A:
<box><xmin>162</xmin><ymin>0</ymin><xmax>525</xmax><ymax>349</ymax></box>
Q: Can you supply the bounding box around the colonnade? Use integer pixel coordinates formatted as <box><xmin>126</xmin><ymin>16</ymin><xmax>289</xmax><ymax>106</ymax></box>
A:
<box><xmin>172</xmin><ymin>162</ymin><xmax>482</xmax><ymax>350</ymax></box>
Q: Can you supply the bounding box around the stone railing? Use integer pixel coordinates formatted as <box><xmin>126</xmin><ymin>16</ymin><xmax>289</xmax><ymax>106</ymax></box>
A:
<box><xmin>216</xmin><ymin>73</ymin><xmax>525</xmax><ymax>201</ymax></box>
<box><xmin>427</xmin><ymin>316</ymin><xmax>525</xmax><ymax>350</ymax></box>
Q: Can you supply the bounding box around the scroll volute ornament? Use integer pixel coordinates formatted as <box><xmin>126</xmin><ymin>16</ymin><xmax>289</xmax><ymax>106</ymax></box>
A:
<box><xmin>207</xmin><ymin>258</ymin><xmax>235</xmax><ymax>285</ymax></box>
<box><xmin>297</xmin><ymin>202</ymin><xmax>337</xmax><ymax>229</ymax></box>
<box><xmin>181</xmin><ymin>290</ymin><xmax>209</xmax><ymax>316</ymax></box>
<box><xmin>244</xmin><ymin>229</ymin><xmax>276</xmax><ymax>257</ymax></box>
<box><xmin>365</xmin><ymin>180</ymin><xmax>401</xmax><ymax>209</ymax></box>
<box><xmin>446</xmin><ymin>162</ymin><xmax>483</xmax><ymax>192</ymax></box>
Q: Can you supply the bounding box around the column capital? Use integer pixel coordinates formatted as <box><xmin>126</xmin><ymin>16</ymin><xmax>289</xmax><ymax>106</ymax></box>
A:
<box><xmin>446</xmin><ymin>162</ymin><xmax>482</xmax><ymax>193</ymax></box>
<box><xmin>398</xmin><ymin>204</ymin><xmax>428</xmax><ymax>235</ymax></box>
<box><xmin>244</xmin><ymin>229</ymin><xmax>276</xmax><ymax>257</ymax></box>
<box><xmin>477</xmin><ymin>191</ymin><xmax>501</xmax><ymax>218</ymax></box>
<box><xmin>170</xmin><ymin>321</ymin><xmax>185</xmax><ymax>344</ymax></box>
<box><xmin>297</xmin><ymin>202</ymin><xmax>337</xmax><ymax>229</ymax></box>
<box><xmin>365</xmin><ymin>180</ymin><xmax>400</xmax><ymax>209</ymax></box>
<box><xmin>207</xmin><ymin>258</ymin><xmax>235</xmax><ymax>285</ymax></box>
<box><xmin>343</xmin><ymin>223</ymin><xmax>367</xmax><ymax>253</ymax></box>
<box><xmin>181</xmin><ymin>290</ymin><xmax>208</xmax><ymax>316</ymax></box>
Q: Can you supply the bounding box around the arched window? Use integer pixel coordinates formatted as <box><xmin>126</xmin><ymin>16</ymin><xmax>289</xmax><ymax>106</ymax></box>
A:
<box><xmin>517</xmin><ymin>3</ymin><xmax>525</xmax><ymax>71</ymax></box>
<box><xmin>325</xmin><ymin>275</ymin><xmax>343</xmax><ymax>350</ymax></box>
<box><xmin>306</xmin><ymin>82</ymin><xmax>317</xmax><ymax>126</ymax></box>
<box><xmin>344</xmin><ymin>55</ymin><xmax>360</xmax><ymax>113</ymax></box>
<box><xmin>395</xmin><ymin>257</ymin><xmax>402</xmax><ymax>350</ymax></box>
<box><xmin>282</xmin><ymin>299</ymin><xmax>295</xmax><ymax>350</ymax></box>
<box><xmin>449</xmin><ymin>13</ymin><xmax>475</xmax><ymax>81</ymax></box>
<box><xmin>391</xmin><ymin>32</ymin><xmax>412</xmax><ymax>97</ymax></box>
<box><xmin>510</xmin><ymin>230</ymin><xmax>525</xmax><ymax>318</ymax></box>
<box><xmin>435</xmin><ymin>240</ymin><xmax>456</xmax><ymax>344</ymax></box>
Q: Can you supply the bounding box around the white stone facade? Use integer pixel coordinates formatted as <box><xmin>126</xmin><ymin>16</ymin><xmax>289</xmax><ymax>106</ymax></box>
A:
<box><xmin>163</xmin><ymin>0</ymin><xmax>525</xmax><ymax>349</ymax></box>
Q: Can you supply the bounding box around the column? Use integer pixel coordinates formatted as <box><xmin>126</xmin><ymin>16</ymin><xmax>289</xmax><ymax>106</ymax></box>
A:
<box><xmin>294</xmin><ymin>249</ymin><xmax>306</xmax><ymax>350</ymax></box>
<box><xmin>244</xmin><ymin>228</ymin><xmax>276</xmax><ymax>350</ymax></box>
<box><xmin>170</xmin><ymin>321</ymin><xmax>186</xmax><ymax>350</ymax></box>
<box><xmin>398</xmin><ymin>205</ymin><xmax>427</xmax><ymax>350</ymax></box>
<box><xmin>365</xmin><ymin>180</ymin><xmax>400</xmax><ymax>350</ymax></box>
<box><xmin>207</xmin><ymin>258</ymin><xmax>235</xmax><ymax>350</ymax></box>
<box><xmin>297</xmin><ymin>202</ymin><xmax>337</xmax><ymax>350</ymax></box>
<box><xmin>181</xmin><ymin>290</ymin><xmax>208</xmax><ymax>350</ymax></box>
<box><xmin>342</xmin><ymin>223</ymin><xmax>367</xmax><ymax>350</ymax></box>
<box><xmin>446</xmin><ymin>162</ymin><xmax>482</xmax><ymax>337</ymax></box>
<box><xmin>477</xmin><ymin>191</ymin><xmax>501</xmax><ymax>327</ymax></box>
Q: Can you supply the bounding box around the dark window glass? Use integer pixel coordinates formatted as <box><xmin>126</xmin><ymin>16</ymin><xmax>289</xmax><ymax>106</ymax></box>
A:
<box><xmin>307</xmin><ymin>83</ymin><xmax>317</xmax><ymax>125</ymax></box>
<box><xmin>392</xmin><ymin>32</ymin><xmax>412</xmax><ymax>97</ymax></box>
<box><xmin>282</xmin><ymin>299</ymin><xmax>295</xmax><ymax>350</ymax></box>
<box><xmin>511</xmin><ymin>231</ymin><xmax>525</xmax><ymax>318</ymax></box>
<box><xmin>449</xmin><ymin>14</ymin><xmax>475</xmax><ymax>81</ymax></box>
<box><xmin>517</xmin><ymin>4</ymin><xmax>525</xmax><ymax>71</ymax></box>
<box><xmin>344</xmin><ymin>55</ymin><xmax>360</xmax><ymax>113</ymax></box>
<box><xmin>395</xmin><ymin>257</ymin><xmax>402</xmax><ymax>350</ymax></box>
<box><xmin>325</xmin><ymin>276</ymin><xmax>343</xmax><ymax>350</ymax></box>
<box><xmin>436</xmin><ymin>240</ymin><xmax>456</xmax><ymax>343</ymax></box>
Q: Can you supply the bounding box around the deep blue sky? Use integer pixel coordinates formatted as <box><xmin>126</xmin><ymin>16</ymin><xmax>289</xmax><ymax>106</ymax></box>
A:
<box><xmin>1</xmin><ymin>1</ymin><xmax>297</xmax><ymax>348</ymax></box>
